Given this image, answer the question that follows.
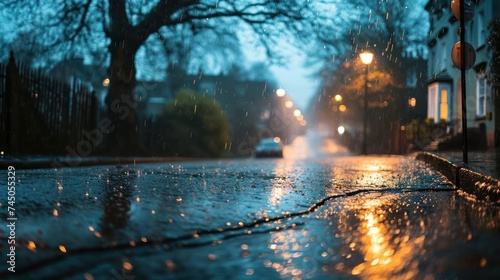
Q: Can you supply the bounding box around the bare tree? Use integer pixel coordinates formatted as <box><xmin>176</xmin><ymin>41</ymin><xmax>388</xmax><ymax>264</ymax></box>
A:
<box><xmin>1</xmin><ymin>0</ymin><xmax>322</xmax><ymax>155</ymax></box>
<box><xmin>309</xmin><ymin>0</ymin><xmax>429</xmax><ymax>75</ymax></box>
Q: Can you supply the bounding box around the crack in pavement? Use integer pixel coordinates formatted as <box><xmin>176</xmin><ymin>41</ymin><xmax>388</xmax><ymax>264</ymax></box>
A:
<box><xmin>4</xmin><ymin>186</ymin><xmax>457</xmax><ymax>277</ymax></box>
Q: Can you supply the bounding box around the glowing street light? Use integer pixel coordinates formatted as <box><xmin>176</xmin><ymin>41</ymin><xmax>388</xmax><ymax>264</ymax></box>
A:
<box><xmin>359</xmin><ymin>51</ymin><xmax>374</xmax><ymax>65</ymax></box>
<box><xmin>285</xmin><ymin>100</ymin><xmax>294</xmax><ymax>108</ymax></box>
<box><xmin>276</xmin><ymin>88</ymin><xmax>286</xmax><ymax>97</ymax></box>
<box><xmin>359</xmin><ymin>50</ymin><xmax>373</xmax><ymax>155</ymax></box>
<box><xmin>334</xmin><ymin>94</ymin><xmax>342</xmax><ymax>102</ymax></box>
<box><xmin>293</xmin><ymin>109</ymin><xmax>301</xmax><ymax>117</ymax></box>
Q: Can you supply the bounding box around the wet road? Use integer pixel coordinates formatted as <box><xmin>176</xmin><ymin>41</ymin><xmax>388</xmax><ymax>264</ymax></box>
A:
<box><xmin>1</xmin><ymin>134</ymin><xmax>500</xmax><ymax>279</ymax></box>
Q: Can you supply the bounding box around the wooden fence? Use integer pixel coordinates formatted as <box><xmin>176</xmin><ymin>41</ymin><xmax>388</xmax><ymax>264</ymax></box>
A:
<box><xmin>0</xmin><ymin>51</ymin><xmax>99</xmax><ymax>155</ymax></box>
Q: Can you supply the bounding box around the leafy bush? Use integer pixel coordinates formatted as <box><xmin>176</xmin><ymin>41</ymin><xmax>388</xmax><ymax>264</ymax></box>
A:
<box><xmin>156</xmin><ymin>90</ymin><xmax>230</xmax><ymax>157</ymax></box>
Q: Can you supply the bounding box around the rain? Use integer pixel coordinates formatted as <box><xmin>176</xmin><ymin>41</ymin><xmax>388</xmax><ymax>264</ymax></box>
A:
<box><xmin>1</xmin><ymin>0</ymin><xmax>500</xmax><ymax>279</ymax></box>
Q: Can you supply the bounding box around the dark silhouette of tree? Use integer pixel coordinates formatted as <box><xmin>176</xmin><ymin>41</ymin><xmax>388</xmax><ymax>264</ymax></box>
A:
<box><xmin>309</xmin><ymin>0</ymin><xmax>428</xmax><ymax>75</ymax></box>
<box><xmin>308</xmin><ymin>0</ymin><xmax>428</xmax><ymax>154</ymax></box>
<box><xmin>1</xmin><ymin>0</ymin><xmax>320</xmax><ymax>155</ymax></box>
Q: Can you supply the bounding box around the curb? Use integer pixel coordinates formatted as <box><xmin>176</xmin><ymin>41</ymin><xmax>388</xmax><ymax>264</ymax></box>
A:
<box><xmin>416</xmin><ymin>152</ymin><xmax>500</xmax><ymax>202</ymax></box>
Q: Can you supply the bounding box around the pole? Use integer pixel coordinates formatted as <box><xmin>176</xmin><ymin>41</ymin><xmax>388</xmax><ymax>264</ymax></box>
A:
<box><xmin>362</xmin><ymin>64</ymin><xmax>368</xmax><ymax>155</ymax></box>
<box><xmin>460</xmin><ymin>0</ymin><xmax>469</xmax><ymax>163</ymax></box>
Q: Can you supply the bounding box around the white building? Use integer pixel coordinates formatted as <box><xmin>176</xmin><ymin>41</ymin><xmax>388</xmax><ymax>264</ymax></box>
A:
<box><xmin>425</xmin><ymin>0</ymin><xmax>500</xmax><ymax>148</ymax></box>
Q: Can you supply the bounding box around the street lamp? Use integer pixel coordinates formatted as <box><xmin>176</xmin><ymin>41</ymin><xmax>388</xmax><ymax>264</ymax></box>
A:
<box><xmin>276</xmin><ymin>88</ymin><xmax>286</xmax><ymax>97</ymax></box>
<box><xmin>359</xmin><ymin>50</ymin><xmax>373</xmax><ymax>155</ymax></box>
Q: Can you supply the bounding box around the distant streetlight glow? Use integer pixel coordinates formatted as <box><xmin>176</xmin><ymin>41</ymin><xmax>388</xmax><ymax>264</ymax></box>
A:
<box><xmin>293</xmin><ymin>109</ymin><xmax>301</xmax><ymax>117</ymax></box>
<box><xmin>338</xmin><ymin>126</ymin><xmax>345</xmax><ymax>135</ymax></box>
<box><xmin>285</xmin><ymin>100</ymin><xmax>294</xmax><ymax>108</ymax></box>
<box><xmin>276</xmin><ymin>88</ymin><xmax>286</xmax><ymax>97</ymax></box>
<box><xmin>408</xmin><ymin>98</ymin><xmax>417</xmax><ymax>107</ymax></box>
<box><xmin>300</xmin><ymin>120</ymin><xmax>307</xmax><ymax>126</ymax></box>
<box><xmin>339</xmin><ymin>104</ymin><xmax>347</xmax><ymax>112</ymax></box>
<box><xmin>273</xmin><ymin>137</ymin><xmax>281</xmax><ymax>143</ymax></box>
<box><xmin>297</xmin><ymin>115</ymin><xmax>304</xmax><ymax>121</ymax></box>
<box><xmin>334</xmin><ymin>94</ymin><xmax>342</xmax><ymax>102</ymax></box>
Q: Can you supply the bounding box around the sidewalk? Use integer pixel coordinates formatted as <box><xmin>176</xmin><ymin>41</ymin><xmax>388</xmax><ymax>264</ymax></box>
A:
<box><xmin>0</xmin><ymin>155</ymin><xmax>201</xmax><ymax>169</ymax></box>
<box><xmin>434</xmin><ymin>150</ymin><xmax>500</xmax><ymax>179</ymax></box>
<box><xmin>416</xmin><ymin>151</ymin><xmax>500</xmax><ymax>202</ymax></box>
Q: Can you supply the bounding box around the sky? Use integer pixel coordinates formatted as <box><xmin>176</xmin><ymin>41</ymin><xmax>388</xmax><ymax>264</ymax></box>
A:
<box><xmin>270</xmin><ymin>54</ymin><xmax>321</xmax><ymax>112</ymax></box>
<box><xmin>240</xmin><ymin>29</ymin><xmax>322</xmax><ymax>113</ymax></box>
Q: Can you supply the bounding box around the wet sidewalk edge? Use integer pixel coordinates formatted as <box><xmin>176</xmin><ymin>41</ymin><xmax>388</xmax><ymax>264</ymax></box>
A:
<box><xmin>416</xmin><ymin>152</ymin><xmax>500</xmax><ymax>202</ymax></box>
<box><xmin>0</xmin><ymin>157</ymin><xmax>204</xmax><ymax>169</ymax></box>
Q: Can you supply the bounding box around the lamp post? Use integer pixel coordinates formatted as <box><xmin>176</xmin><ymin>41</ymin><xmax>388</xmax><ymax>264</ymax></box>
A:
<box><xmin>359</xmin><ymin>50</ymin><xmax>373</xmax><ymax>155</ymax></box>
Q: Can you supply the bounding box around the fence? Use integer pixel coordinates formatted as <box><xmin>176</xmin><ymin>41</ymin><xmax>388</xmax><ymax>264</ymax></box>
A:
<box><xmin>0</xmin><ymin>51</ymin><xmax>99</xmax><ymax>156</ymax></box>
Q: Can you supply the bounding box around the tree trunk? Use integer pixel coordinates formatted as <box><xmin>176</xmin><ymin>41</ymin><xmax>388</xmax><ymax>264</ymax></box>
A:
<box><xmin>104</xmin><ymin>39</ymin><xmax>145</xmax><ymax>156</ymax></box>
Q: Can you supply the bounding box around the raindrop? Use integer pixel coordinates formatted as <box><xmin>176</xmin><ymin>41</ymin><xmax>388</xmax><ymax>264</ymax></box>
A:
<box><xmin>166</xmin><ymin>260</ymin><xmax>176</xmax><ymax>271</ymax></box>
<box><xmin>122</xmin><ymin>261</ymin><xmax>133</xmax><ymax>271</ymax></box>
<box><xmin>27</xmin><ymin>241</ymin><xmax>36</xmax><ymax>251</ymax></box>
<box><xmin>59</xmin><ymin>245</ymin><xmax>67</xmax><ymax>253</ymax></box>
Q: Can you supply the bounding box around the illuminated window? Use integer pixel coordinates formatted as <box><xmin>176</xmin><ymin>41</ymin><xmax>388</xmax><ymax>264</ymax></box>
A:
<box><xmin>440</xmin><ymin>89</ymin><xmax>448</xmax><ymax>121</ymax></box>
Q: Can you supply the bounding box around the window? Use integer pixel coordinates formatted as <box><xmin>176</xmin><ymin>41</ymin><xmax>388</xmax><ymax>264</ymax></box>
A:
<box><xmin>428</xmin><ymin>84</ymin><xmax>438</xmax><ymax>121</ymax></box>
<box><xmin>477</xmin><ymin>11</ymin><xmax>486</xmax><ymax>47</ymax></box>
<box><xmin>440</xmin><ymin>89</ymin><xmax>448</xmax><ymax>121</ymax></box>
<box><xmin>476</xmin><ymin>77</ymin><xmax>488</xmax><ymax>117</ymax></box>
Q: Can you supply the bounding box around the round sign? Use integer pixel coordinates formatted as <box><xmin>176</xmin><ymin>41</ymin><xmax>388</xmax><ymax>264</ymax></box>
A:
<box><xmin>451</xmin><ymin>0</ymin><xmax>475</xmax><ymax>22</ymax></box>
<box><xmin>451</xmin><ymin>41</ymin><xmax>476</xmax><ymax>70</ymax></box>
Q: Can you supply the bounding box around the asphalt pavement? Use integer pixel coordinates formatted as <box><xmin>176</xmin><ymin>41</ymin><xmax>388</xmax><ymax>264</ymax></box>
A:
<box><xmin>1</xmin><ymin>135</ymin><xmax>500</xmax><ymax>279</ymax></box>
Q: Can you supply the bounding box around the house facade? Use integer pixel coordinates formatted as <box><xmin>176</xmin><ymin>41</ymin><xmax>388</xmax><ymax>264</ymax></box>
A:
<box><xmin>425</xmin><ymin>0</ymin><xmax>500</xmax><ymax>148</ymax></box>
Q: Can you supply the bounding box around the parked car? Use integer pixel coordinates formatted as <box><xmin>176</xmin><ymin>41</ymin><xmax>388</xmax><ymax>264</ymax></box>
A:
<box><xmin>255</xmin><ymin>137</ymin><xmax>283</xmax><ymax>158</ymax></box>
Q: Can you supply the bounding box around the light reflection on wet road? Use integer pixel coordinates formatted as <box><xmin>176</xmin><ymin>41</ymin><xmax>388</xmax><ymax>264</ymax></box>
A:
<box><xmin>1</xmin><ymin>134</ymin><xmax>499</xmax><ymax>279</ymax></box>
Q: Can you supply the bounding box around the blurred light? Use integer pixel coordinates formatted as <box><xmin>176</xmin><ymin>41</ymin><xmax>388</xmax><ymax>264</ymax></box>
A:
<box><xmin>59</xmin><ymin>245</ymin><xmax>67</xmax><ymax>253</ymax></box>
<box><xmin>334</xmin><ymin>94</ymin><xmax>343</xmax><ymax>102</ymax></box>
<box><xmin>285</xmin><ymin>100</ymin><xmax>294</xmax><ymax>108</ymax></box>
<box><xmin>273</xmin><ymin>137</ymin><xmax>281</xmax><ymax>143</ymax></box>
<box><xmin>300</xmin><ymin>120</ymin><xmax>307</xmax><ymax>126</ymax></box>
<box><xmin>401</xmin><ymin>126</ymin><xmax>406</xmax><ymax>131</ymax></box>
<box><xmin>359</xmin><ymin>51</ymin><xmax>374</xmax><ymax>65</ymax></box>
<box><xmin>276</xmin><ymin>88</ymin><xmax>286</xmax><ymax>97</ymax></box>
<box><xmin>293</xmin><ymin>109</ymin><xmax>301</xmax><ymax>117</ymax></box>
<box><xmin>408</xmin><ymin>98</ymin><xmax>417</xmax><ymax>107</ymax></box>
<box><xmin>297</xmin><ymin>115</ymin><xmax>304</xmax><ymax>121</ymax></box>
<box><xmin>0</xmin><ymin>151</ymin><xmax>4</xmax><ymax>155</ymax></box>
<box><xmin>338</xmin><ymin>126</ymin><xmax>345</xmax><ymax>135</ymax></box>
<box><xmin>102</xmin><ymin>78</ymin><xmax>110</xmax><ymax>87</ymax></box>
<box><xmin>339</xmin><ymin>105</ymin><xmax>347</xmax><ymax>112</ymax></box>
